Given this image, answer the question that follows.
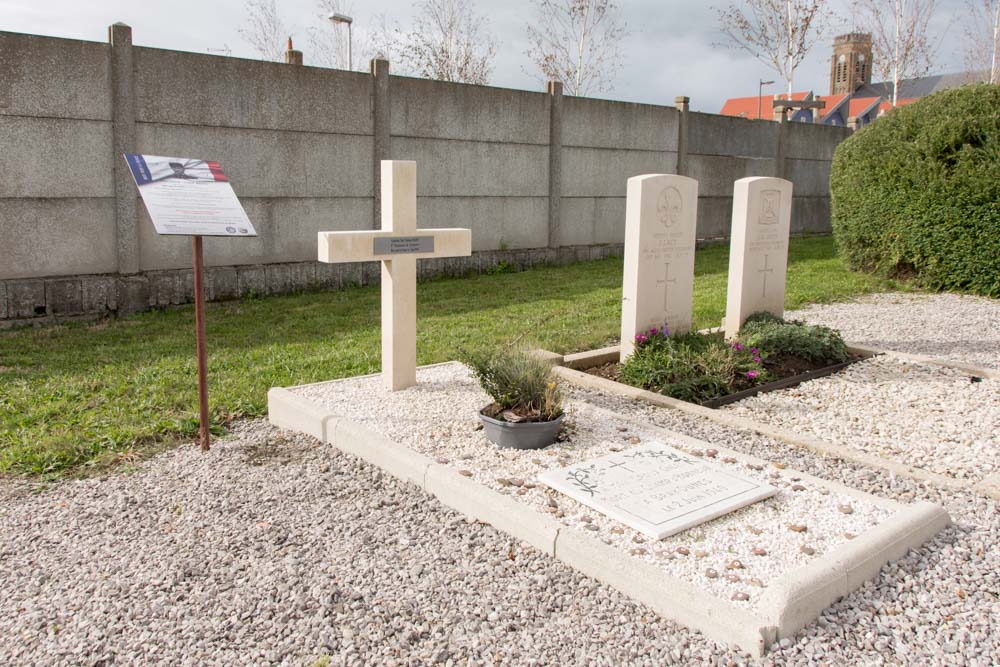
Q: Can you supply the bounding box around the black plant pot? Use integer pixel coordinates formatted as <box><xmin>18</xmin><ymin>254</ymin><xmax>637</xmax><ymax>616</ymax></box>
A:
<box><xmin>478</xmin><ymin>405</ymin><xmax>564</xmax><ymax>450</ymax></box>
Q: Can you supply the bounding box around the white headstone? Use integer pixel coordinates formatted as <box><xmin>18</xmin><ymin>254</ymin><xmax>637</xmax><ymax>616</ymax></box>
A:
<box><xmin>724</xmin><ymin>177</ymin><xmax>793</xmax><ymax>339</ymax></box>
<box><xmin>538</xmin><ymin>442</ymin><xmax>776</xmax><ymax>540</ymax></box>
<box><xmin>318</xmin><ymin>161</ymin><xmax>472</xmax><ymax>391</ymax></box>
<box><xmin>620</xmin><ymin>174</ymin><xmax>699</xmax><ymax>362</ymax></box>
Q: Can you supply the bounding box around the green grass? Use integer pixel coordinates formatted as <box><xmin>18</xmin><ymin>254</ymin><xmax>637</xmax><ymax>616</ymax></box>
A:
<box><xmin>0</xmin><ymin>236</ymin><xmax>902</xmax><ymax>476</ymax></box>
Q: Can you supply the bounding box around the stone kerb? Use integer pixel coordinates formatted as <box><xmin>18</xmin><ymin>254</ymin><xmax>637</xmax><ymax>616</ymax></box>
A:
<box><xmin>620</xmin><ymin>174</ymin><xmax>698</xmax><ymax>362</ymax></box>
<box><xmin>266</xmin><ymin>371</ymin><xmax>950</xmax><ymax>657</ymax></box>
<box><xmin>724</xmin><ymin>177</ymin><xmax>793</xmax><ymax>339</ymax></box>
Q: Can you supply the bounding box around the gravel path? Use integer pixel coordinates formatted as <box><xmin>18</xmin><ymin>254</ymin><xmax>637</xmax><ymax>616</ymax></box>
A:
<box><xmin>723</xmin><ymin>355</ymin><xmax>1000</xmax><ymax>481</ymax></box>
<box><xmin>2</xmin><ymin>292</ymin><xmax>999</xmax><ymax>665</ymax></box>
<box><xmin>786</xmin><ymin>292</ymin><xmax>1000</xmax><ymax>370</ymax></box>
<box><xmin>297</xmin><ymin>363</ymin><xmax>893</xmax><ymax>610</ymax></box>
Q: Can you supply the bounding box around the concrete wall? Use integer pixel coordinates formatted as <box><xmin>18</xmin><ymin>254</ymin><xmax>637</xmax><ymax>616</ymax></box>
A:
<box><xmin>0</xmin><ymin>27</ymin><xmax>850</xmax><ymax>325</ymax></box>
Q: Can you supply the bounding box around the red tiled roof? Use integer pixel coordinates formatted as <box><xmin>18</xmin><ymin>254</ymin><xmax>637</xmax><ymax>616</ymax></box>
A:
<box><xmin>847</xmin><ymin>96</ymin><xmax>883</xmax><ymax>118</ymax></box>
<box><xmin>815</xmin><ymin>94</ymin><xmax>848</xmax><ymax>120</ymax></box>
<box><xmin>720</xmin><ymin>91</ymin><xmax>811</xmax><ymax>119</ymax></box>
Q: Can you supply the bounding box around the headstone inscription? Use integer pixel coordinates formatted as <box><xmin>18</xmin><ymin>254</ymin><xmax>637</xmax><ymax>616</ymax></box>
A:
<box><xmin>318</xmin><ymin>160</ymin><xmax>472</xmax><ymax>391</ymax></box>
<box><xmin>723</xmin><ymin>177</ymin><xmax>793</xmax><ymax>339</ymax></box>
<box><xmin>619</xmin><ymin>174</ymin><xmax>699</xmax><ymax>363</ymax></box>
<box><xmin>538</xmin><ymin>442</ymin><xmax>777</xmax><ymax>540</ymax></box>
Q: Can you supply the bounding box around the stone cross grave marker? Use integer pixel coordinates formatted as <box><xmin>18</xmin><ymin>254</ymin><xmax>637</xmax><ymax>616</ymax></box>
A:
<box><xmin>538</xmin><ymin>441</ymin><xmax>777</xmax><ymax>540</ymax></box>
<box><xmin>724</xmin><ymin>177</ymin><xmax>793</xmax><ymax>339</ymax></box>
<box><xmin>318</xmin><ymin>160</ymin><xmax>472</xmax><ymax>390</ymax></box>
<box><xmin>619</xmin><ymin>174</ymin><xmax>699</xmax><ymax>362</ymax></box>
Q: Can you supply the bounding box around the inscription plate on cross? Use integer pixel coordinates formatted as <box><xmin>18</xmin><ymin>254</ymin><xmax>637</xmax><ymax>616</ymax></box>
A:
<box><xmin>318</xmin><ymin>161</ymin><xmax>472</xmax><ymax>390</ymax></box>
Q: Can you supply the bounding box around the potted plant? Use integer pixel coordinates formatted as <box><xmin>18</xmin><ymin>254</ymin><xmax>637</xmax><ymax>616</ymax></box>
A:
<box><xmin>461</xmin><ymin>345</ymin><xmax>564</xmax><ymax>450</ymax></box>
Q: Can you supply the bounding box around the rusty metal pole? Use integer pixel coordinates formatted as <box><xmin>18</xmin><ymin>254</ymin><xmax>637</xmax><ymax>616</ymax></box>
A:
<box><xmin>192</xmin><ymin>235</ymin><xmax>211</xmax><ymax>450</ymax></box>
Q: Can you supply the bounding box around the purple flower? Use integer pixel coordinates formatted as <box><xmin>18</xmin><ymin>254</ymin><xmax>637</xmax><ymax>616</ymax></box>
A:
<box><xmin>746</xmin><ymin>370</ymin><xmax>759</xmax><ymax>379</ymax></box>
<box><xmin>750</xmin><ymin>348</ymin><xmax>759</xmax><ymax>354</ymax></box>
<box><xmin>661</xmin><ymin>323</ymin><xmax>670</xmax><ymax>337</ymax></box>
<box><xmin>649</xmin><ymin>327</ymin><xmax>658</xmax><ymax>335</ymax></box>
<box><xmin>753</xmin><ymin>356</ymin><xmax>762</xmax><ymax>363</ymax></box>
<box><xmin>732</xmin><ymin>342</ymin><xmax>744</xmax><ymax>351</ymax></box>
<box><xmin>635</xmin><ymin>334</ymin><xmax>648</xmax><ymax>343</ymax></box>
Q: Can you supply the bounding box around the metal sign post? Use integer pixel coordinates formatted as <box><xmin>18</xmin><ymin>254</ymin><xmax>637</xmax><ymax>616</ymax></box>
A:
<box><xmin>192</xmin><ymin>235</ymin><xmax>211</xmax><ymax>450</ymax></box>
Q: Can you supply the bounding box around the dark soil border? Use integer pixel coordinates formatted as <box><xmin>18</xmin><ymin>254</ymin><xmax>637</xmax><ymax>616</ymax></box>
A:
<box><xmin>699</xmin><ymin>356</ymin><xmax>870</xmax><ymax>408</ymax></box>
<box><xmin>580</xmin><ymin>351</ymin><xmax>876</xmax><ymax>410</ymax></box>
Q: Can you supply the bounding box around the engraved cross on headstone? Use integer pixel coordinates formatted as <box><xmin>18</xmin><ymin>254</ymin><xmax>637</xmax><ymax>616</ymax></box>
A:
<box><xmin>657</xmin><ymin>262</ymin><xmax>677</xmax><ymax>310</ymax></box>
<box><xmin>758</xmin><ymin>254</ymin><xmax>773</xmax><ymax>299</ymax></box>
<box><xmin>318</xmin><ymin>161</ymin><xmax>472</xmax><ymax>391</ymax></box>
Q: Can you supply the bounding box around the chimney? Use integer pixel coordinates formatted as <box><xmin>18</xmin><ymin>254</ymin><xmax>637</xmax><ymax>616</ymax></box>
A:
<box><xmin>284</xmin><ymin>37</ymin><xmax>303</xmax><ymax>66</ymax></box>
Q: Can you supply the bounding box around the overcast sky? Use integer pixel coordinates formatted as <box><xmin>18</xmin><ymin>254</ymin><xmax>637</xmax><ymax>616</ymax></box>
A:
<box><xmin>1</xmin><ymin>0</ymin><xmax>967</xmax><ymax>112</ymax></box>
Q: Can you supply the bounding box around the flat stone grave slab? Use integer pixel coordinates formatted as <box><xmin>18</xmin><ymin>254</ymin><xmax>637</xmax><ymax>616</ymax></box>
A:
<box><xmin>268</xmin><ymin>362</ymin><xmax>949</xmax><ymax>657</ymax></box>
<box><xmin>539</xmin><ymin>442</ymin><xmax>777</xmax><ymax>539</ymax></box>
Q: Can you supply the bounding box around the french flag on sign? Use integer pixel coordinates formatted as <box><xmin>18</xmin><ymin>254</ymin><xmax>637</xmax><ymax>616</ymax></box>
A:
<box><xmin>124</xmin><ymin>154</ymin><xmax>230</xmax><ymax>186</ymax></box>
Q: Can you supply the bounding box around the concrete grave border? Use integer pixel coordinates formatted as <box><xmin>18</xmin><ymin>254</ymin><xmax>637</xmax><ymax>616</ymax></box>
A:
<box><xmin>268</xmin><ymin>367</ymin><xmax>949</xmax><ymax>657</ymax></box>
<box><xmin>548</xmin><ymin>343</ymin><xmax>1000</xmax><ymax>500</ymax></box>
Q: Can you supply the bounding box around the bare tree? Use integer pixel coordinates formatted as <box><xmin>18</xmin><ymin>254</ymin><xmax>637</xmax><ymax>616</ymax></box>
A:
<box><xmin>855</xmin><ymin>0</ymin><xmax>939</xmax><ymax>106</ymax></box>
<box><xmin>717</xmin><ymin>0</ymin><xmax>834</xmax><ymax>99</ymax></box>
<box><xmin>524</xmin><ymin>0</ymin><xmax>628</xmax><ymax>96</ymax></box>
<box><xmin>375</xmin><ymin>0</ymin><xmax>498</xmax><ymax>84</ymax></box>
<box><xmin>961</xmin><ymin>0</ymin><xmax>1000</xmax><ymax>83</ymax></box>
<box><xmin>238</xmin><ymin>0</ymin><xmax>287</xmax><ymax>62</ymax></box>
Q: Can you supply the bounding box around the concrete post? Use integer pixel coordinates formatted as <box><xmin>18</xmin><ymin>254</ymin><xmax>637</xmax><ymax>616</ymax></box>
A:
<box><xmin>847</xmin><ymin>116</ymin><xmax>860</xmax><ymax>131</ymax></box>
<box><xmin>371</xmin><ymin>58</ymin><xmax>390</xmax><ymax>229</ymax></box>
<box><xmin>774</xmin><ymin>107</ymin><xmax>788</xmax><ymax>179</ymax></box>
<box><xmin>284</xmin><ymin>37</ymin><xmax>303</xmax><ymax>65</ymax></box>
<box><xmin>547</xmin><ymin>80</ymin><xmax>563</xmax><ymax>248</ymax></box>
<box><xmin>674</xmin><ymin>96</ymin><xmax>690</xmax><ymax>175</ymax></box>
<box><xmin>109</xmin><ymin>23</ymin><xmax>139</xmax><ymax>276</ymax></box>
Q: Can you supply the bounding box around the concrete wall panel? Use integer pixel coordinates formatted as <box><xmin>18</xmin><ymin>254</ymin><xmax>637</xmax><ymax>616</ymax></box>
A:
<box><xmin>416</xmin><ymin>197</ymin><xmax>548</xmax><ymax>250</ymax></box>
<box><xmin>136</xmin><ymin>123</ymin><xmax>373</xmax><ymax>198</ymax></box>
<box><xmin>563</xmin><ymin>97</ymin><xmax>678</xmax><ymax>151</ymax></box>
<box><xmin>392</xmin><ymin>137</ymin><xmax>549</xmax><ymax>197</ymax></box>
<box><xmin>786</xmin><ymin>159</ymin><xmax>833</xmax><ymax>197</ymax></box>
<box><xmin>133</xmin><ymin>47</ymin><xmax>372</xmax><ymax>134</ymax></box>
<box><xmin>559</xmin><ymin>197</ymin><xmax>627</xmax><ymax>246</ymax></box>
<box><xmin>0</xmin><ymin>198</ymin><xmax>116</xmax><ymax>279</ymax></box>
<box><xmin>685</xmin><ymin>154</ymin><xmax>776</xmax><ymax>198</ymax></box>
<box><xmin>784</xmin><ymin>122</ymin><xmax>851</xmax><ymax>160</ymax></box>
<box><xmin>391</xmin><ymin>77</ymin><xmax>548</xmax><ymax>144</ymax></box>
<box><xmin>0</xmin><ymin>32</ymin><xmax>111</xmax><ymax>120</ymax></box>
<box><xmin>561</xmin><ymin>147</ymin><xmax>677</xmax><ymax>197</ymax></box>
<box><xmin>688</xmin><ymin>112</ymin><xmax>778</xmax><ymax>157</ymax></box>
<box><xmin>791</xmin><ymin>197</ymin><xmax>831</xmax><ymax>235</ymax></box>
<box><xmin>696</xmin><ymin>197</ymin><xmax>735</xmax><ymax>239</ymax></box>
<box><xmin>0</xmin><ymin>117</ymin><xmax>114</xmax><ymax>198</ymax></box>
<box><xmin>138</xmin><ymin>197</ymin><xmax>373</xmax><ymax>271</ymax></box>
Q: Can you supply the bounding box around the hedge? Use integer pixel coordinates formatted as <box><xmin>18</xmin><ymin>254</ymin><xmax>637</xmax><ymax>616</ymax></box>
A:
<box><xmin>830</xmin><ymin>84</ymin><xmax>1000</xmax><ymax>297</ymax></box>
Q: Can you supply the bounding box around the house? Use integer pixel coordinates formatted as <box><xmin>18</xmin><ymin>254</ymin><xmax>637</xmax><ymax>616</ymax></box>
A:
<box><xmin>721</xmin><ymin>33</ymin><xmax>974</xmax><ymax>127</ymax></box>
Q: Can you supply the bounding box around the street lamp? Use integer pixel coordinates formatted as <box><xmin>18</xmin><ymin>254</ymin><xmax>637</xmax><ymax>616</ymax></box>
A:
<box><xmin>758</xmin><ymin>79</ymin><xmax>775</xmax><ymax>120</ymax></box>
<box><xmin>327</xmin><ymin>13</ymin><xmax>353</xmax><ymax>71</ymax></box>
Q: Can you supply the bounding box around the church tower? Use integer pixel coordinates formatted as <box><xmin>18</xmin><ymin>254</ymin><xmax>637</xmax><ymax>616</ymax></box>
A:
<box><xmin>830</xmin><ymin>33</ymin><xmax>873</xmax><ymax>95</ymax></box>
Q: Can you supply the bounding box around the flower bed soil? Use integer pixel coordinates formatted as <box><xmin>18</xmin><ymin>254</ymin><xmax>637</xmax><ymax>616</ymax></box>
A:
<box><xmin>585</xmin><ymin>352</ymin><xmax>869</xmax><ymax>409</ymax></box>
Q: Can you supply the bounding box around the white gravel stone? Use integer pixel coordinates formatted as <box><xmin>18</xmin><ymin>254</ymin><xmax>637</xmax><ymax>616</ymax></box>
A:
<box><xmin>724</xmin><ymin>355</ymin><xmax>1000</xmax><ymax>480</ymax></box>
<box><xmin>296</xmin><ymin>363</ymin><xmax>892</xmax><ymax>610</ymax></box>
<box><xmin>2</xmin><ymin>292</ymin><xmax>998</xmax><ymax>665</ymax></box>
<box><xmin>786</xmin><ymin>292</ymin><xmax>1000</xmax><ymax>370</ymax></box>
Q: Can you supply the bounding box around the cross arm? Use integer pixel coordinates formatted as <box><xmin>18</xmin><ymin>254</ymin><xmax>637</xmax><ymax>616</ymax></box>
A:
<box><xmin>318</xmin><ymin>228</ymin><xmax>471</xmax><ymax>263</ymax></box>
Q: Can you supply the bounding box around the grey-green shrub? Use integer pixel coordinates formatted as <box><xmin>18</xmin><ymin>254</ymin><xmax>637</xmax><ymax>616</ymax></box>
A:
<box><xmin>460</xmin><ymin>346</ymin><xmax>562</xmax><ymax>420</ymax></box>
